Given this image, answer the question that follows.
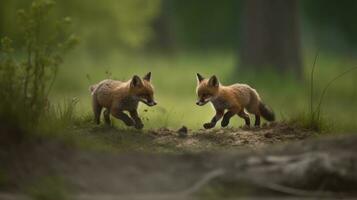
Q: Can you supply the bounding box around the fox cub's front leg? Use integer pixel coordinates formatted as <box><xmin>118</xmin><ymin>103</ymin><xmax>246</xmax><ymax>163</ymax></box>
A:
<box><xmin>110</xmin><ymin>108</ymin><xmax>134</xmax><ymax>127</ymax></box>
<box><xmin>129</xmin><ymin>110</ymin><xmax>144</xmax><ymax>129</ymax></box>
<box><xmin>221</xmin><ymin>111</ymin><xmax>236</xmax><ymax>127</ymax></box>
<box><xmin>203</xmin><ymin>110</ymin><xmax>224</xmax><ymax>129</ymax></box>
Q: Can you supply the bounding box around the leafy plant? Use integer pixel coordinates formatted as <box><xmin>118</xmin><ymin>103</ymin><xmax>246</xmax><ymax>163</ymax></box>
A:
<box><xmin>0</xmin><ymin>0</ymin><xmax>78</xmax><ymax>143</ymax></box>
<box><xmin>17</xmin><ymin>0</ymin><xmax>78</xmax><ymax>121</ymax></box>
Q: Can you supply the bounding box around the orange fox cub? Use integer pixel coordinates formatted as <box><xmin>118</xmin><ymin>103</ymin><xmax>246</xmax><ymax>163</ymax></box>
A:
<box><xmin>90</xmin><ymin>72</ymin><xmax>156</xmax><ymax>129</ymax></box>
<box><xmin>195</xmin><ymin>73</ymin><xmax>275</xmax><ymax>129</ymax></box>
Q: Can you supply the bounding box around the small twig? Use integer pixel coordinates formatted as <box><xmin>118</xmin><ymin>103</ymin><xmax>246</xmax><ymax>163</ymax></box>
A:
<box><xmin>309</xmin><ymin>49</ymin><xmax>319</xmax><ymax>123</ymax></box>
<box><xmin>314</xmin><ymin>66</ymin><xmax>357</xmax><ymax>120</ymax></box>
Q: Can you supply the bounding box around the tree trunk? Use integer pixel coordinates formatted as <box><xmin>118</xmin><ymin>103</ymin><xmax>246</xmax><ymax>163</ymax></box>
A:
<box><xmin>239</xmin><ymin>0</ymin><xmax>302</xmax><ymax>78</ymax></box>
<box><xmin>151</xmin><ymin>0</ymin><xmax>176</xmax><ymax>52</ymax></box>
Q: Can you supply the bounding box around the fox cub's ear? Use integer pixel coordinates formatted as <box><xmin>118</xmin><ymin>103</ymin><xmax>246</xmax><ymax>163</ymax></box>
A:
<box><xmin>131</xmin><ymin>75</ymin><xmax>143</xmax><ymax>87</ymax></box>
<box><xmin>143</xmin><ymin>72</ymin><xmax>151</xmax><ymax>82</ymax></box>
<box><xmin>208</xmin><ymin>75</ymin><xmax>219</xmax><ymax>87</ymax></box>
<box><xmin>196</xmin><ymin>73</ymin><xmax>204</xmax><ymax>83</ymax></box>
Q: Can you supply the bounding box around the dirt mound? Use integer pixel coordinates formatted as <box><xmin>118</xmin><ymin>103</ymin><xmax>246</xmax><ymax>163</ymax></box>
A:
<box><xmin>149</xmin><ymin>122</ymin><xmax>313</xmax><ymax>151</ymax></box>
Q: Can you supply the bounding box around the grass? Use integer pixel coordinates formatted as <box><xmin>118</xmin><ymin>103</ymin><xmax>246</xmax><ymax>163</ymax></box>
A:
<box><xmin>50</xmin><ymin>49</ymin><xmax>357</xmax><ymax>132</ymax></box>
<box><xmin>305</xmin><ymin>50</ymin><xmax>357</xmax><ymax>132</ymax></box>
<box><xmin>25</xmin><ymin>175</ymin><xmax>71</xmax><ymax>200</ymax></box>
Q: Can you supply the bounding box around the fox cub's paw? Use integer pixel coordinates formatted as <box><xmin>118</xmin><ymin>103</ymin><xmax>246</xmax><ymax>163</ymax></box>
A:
<box><xmin>221</xmin><ymin>119</ymin><xmax>229</xmax><ymax>127</ymax></box>
<box><xmin>134</xmin><ymin>122</ymin><xmax>144</xmax><ymax>129</ymax></box>
<box><xmin>203</xmin><ymin>122</ymin><xmax>215</xmax><ymax>129</ymax></box>
<box><xmin>123</xmin><ymin>119</ymin><xmax>135</xmax><ymax>127</ymax></box>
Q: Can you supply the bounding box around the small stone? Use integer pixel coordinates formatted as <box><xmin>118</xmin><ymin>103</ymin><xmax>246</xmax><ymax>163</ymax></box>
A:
<box><xmin>242</xmin><ymin>140</ymin><xmax>249</xmax><ymax>144</ymax></box>
<box><xmin>178</xmin><ymin>126</ymin><xmax>188</xmax><ymax>138</ymax></box>
<box><xmin>264</xmin><ymin>132</ymin><xmax>273</xmax><ymax>138</ymax></box>
<box><xmin>148</xmin><ymin>130</ymin><xmax>159</xmax><ymax>135</ymax></box>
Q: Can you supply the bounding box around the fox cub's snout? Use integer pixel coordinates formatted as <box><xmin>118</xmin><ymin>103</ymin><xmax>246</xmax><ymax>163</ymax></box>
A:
<box><xmin>196</xmin><ymin>73</ymin><xmax>219</xmax><ymax>106</ymax></box>
<box><xmin>130</xmin><ymin>74</ymin><xmax>157</xmax><ymax>107</ymax></box>
<box><xmin>196</xmin><ymin>73</ymin><xmax>275</xmax><ymax>129</ymax></box>
<box><xmin>90</xmin><ymin>72</ymin><xmax>156</xmax><ymax>129</ymax></box>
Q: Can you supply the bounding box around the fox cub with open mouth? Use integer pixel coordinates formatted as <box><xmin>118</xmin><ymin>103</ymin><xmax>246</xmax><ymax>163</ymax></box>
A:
<box><xmin>90</xmin><ymin>72</ymin><xmax>156</xmax><ymax>129</ymax></box>
<box><xmin>195</xmin><ymin>73</ymin><xmax>275</xmax><ymax>129</ymax></box>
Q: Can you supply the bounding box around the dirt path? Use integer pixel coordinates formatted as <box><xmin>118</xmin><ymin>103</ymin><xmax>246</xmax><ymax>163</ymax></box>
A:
<box><xmin>4</xmin><ymin>123</ymin><xmax>356</xmax><ymax>199</ymax></box>
<box><xmin>149</xmin><ymin>122</ymin><xmax>313</xmax><ymax>151</ymax></box>
<box><xmin>56</xmin><ymin>133</ymin><xmax>357</xmax><ymax>199</ymax></box>
<box><xmin>82</xmin><ymin>122</ymin><xmax>314</xmax><ymax>153</ymax></box>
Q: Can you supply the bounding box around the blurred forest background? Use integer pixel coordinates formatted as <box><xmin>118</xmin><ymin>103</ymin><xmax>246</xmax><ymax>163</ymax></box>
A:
<box><xmin>1</xmin><ymin>0</ymin><xmax>357</xmax><ymax>131</ymax></box>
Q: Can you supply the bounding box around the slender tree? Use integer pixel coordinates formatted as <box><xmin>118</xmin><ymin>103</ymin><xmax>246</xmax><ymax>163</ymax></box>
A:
<box><xmin>239</xmin><ymin>0</ymin><xmax>302</xmax><ymax>78</ymax></box>
<box><xmin>151</xmin><ymin>0</ymin><xmax>176</xmax><ymax>52</ymax></box>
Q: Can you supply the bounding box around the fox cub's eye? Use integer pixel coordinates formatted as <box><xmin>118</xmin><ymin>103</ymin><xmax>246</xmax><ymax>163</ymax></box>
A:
<box><xmin>141</xmin><ymin>94</ymin><xmax>150</xmax><ymax>99</ymax></box>
<box><xmin>202</xmin><ymin>93</ymin><xmax>210</xmax><ymax>98</ymax></box>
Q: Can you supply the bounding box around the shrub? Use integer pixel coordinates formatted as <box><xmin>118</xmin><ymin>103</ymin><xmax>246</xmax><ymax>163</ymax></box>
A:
<box><xmin>0</xmin><ymin>0</ymin><xmax>78</xmax><ymax>145</ymax></box>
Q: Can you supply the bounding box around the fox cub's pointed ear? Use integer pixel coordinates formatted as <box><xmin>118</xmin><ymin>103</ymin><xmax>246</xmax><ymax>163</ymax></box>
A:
<box><xmin>131</xmin><ymin>75</ymin><xmax>143</xmax><ymax>87</ymax></box>
<box><xmin>208</xmin><ymin>75</ymin><xmax>219</xmax><ymax>87</ymax></box>
<box><xmin>143</xmin><ymin>72</ymin><xmax>151</xmax><ymax>82</ymax></box>
<box><xmin>196</xmin><ymin>73</ymin><xmax>204</xmax><ymax>83</ymax></box>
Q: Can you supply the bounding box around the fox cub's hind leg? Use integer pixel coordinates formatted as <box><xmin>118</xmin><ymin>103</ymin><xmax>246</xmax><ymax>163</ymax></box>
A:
<box><xmin>238</xmin><ymin>110</ymin><xmax>250</xmax><ymax>127</ymax></box>
<box><xmin>103</xmin><ymin>109</ymin><xmax>111</xmax><ymax>125</ymax></box>
<box><xmin>254</xmin><ymin>115</ymin><xmax>261</xmax><ymax>127</ymax></box>
<box><xmin>92</xmin><ymin>96</ymin><xmax>102</xmax><ymax>125</ymax></box>
<box><xmin>204</xmin><ymin>110</ymin><xmax>224</xmax><ymax>129</ymax></box>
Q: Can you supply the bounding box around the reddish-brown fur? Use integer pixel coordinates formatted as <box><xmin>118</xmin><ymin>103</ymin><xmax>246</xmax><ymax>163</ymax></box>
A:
<box><xmin>196</xmin><ymin>73</ymin><xmax>274</xmax><ymax>129</ymax></box>
<box><xmin>90</xmin><ymin>72</ymin><xmax>156</xmax><ymax>129</ymax></box>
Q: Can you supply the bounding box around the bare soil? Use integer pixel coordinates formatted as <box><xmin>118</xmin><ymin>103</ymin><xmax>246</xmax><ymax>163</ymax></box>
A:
<box><xmin>3</xmin><ymin>123</ymin><xmax>356</xmax><ymax>200</ymax></box>
<box><xmin>79</xmin><ymin>122</ymin><xmax>315</xmax><ymax>153</ymax></box>
<box><xmin>148</xmin><ymin>122</ymin><xmax>313</xmax><ymax>151</ymax></box>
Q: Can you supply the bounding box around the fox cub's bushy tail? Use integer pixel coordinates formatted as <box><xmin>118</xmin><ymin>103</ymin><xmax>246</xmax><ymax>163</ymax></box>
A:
<box><xmin>259</xmin><ymin>102</ymin><xmax>275</xmax><ymax>121</ymax></box>
<box><xmin>89</xmin><ymin>84</ymin><xmax>98</xmax><ymax>95</ymax></box>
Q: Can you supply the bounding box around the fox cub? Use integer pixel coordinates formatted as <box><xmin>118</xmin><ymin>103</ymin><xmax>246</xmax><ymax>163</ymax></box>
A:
<box><xmin>195</xmin><ymin>73</ymin><xmax>275</xmax><ymax>129</ymax></box>
<box><xmin>90</xmin><ymin>72</ymin><xmax>156</xmax><ymax>129</ymax></box>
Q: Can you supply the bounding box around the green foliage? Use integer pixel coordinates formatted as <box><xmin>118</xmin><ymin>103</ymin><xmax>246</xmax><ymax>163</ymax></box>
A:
<box><xmin>305</xmin><ymin>51</ymin><xmax>357</xmax><ymax>132</ymax></box>
<box><xmin>169</xmin><ymin>0</ymin><xmax>242</xmax><ymax>49</ymax></box>
<box><xmin>0</xmin><ymin>37</ymin><xmax>28</xmax><ymax>139</ymax></box>
<box><xmin>1</xmin><ymin>0</ymin><xmax>162</xmax><ymax>54</ymax></box>
<box><xmin>17</xmin><ymin>0</ymin><xmax>78</xmax><ymax>121</ymax></box>
<box><xmin>303</xmin><ymin>0</ymin><xmax>357</xmax><ymax>50</ymax></box>
<box><xmin>110</xmin><ymin>0</ymin><xmax>162</xmax><ymax>49</ymax></box>
<box><xmin>2</xmin><ymin>0</ymin><xmax>357</xmax><ymax>52</ymax></box>
<box><xmin>49</xmin><ymin>97</ymin><xmax>79</xmax><ymax>128</ymax></box>
<box><xmin>0</xmin><ymin>0</ymin><xmax>77</xmax><ymax>144</ymax></box>
<box><xmin>287</xmin><ymin>113</ymin><xmax>329</xmax><ymax>134</ymax></box>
